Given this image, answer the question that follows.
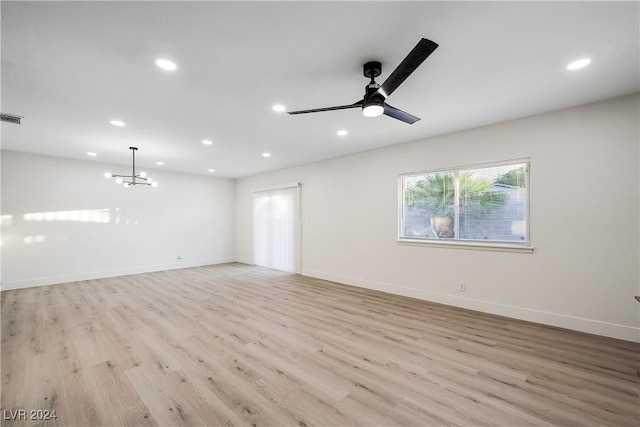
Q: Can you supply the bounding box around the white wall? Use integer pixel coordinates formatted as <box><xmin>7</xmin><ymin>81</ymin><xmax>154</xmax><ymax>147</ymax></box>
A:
<box><xmin>1</xmin><ymin>151</ymin><xmax>235</xmax><ymax>290</ymax></box>
<box><xmin>236</xmin><ymin>94</ymin><xmax>640</xmax><ymax>342</ymax></box>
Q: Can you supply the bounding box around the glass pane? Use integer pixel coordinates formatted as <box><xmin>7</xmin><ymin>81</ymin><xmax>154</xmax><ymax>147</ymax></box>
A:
<box><xmin>402</xmin><ymin>171</ymin><xmax>455</xmax><ymax>239</ymax></box>
<box><xmin>458</xmin><ymin>163</ymin><xmax>527</xmax><ymax>242</ymax></box>
<box><xmin>253</xmin><ymin>187</ymin><xmax>297</xmax><ymax>272</ymax></box>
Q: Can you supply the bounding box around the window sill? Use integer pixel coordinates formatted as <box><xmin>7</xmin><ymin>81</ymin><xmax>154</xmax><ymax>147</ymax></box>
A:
<box><xmin>397</xmin><ymin>238</ymin><xmax>534</xmax><ymax>254</ymax></box>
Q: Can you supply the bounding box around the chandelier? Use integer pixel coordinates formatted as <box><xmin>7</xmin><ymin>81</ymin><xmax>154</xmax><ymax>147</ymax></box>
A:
<box><xmin>104</xmin><ymin>147</ymin><xmax>158</xmax><ymax>187</ymax></box>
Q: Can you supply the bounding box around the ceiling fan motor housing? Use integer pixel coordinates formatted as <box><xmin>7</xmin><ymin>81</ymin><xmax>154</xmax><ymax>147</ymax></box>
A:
<box><xmin>365</xmin><ymin>84</ymin><xmax>385</xmax><ymax>103</ymax></box>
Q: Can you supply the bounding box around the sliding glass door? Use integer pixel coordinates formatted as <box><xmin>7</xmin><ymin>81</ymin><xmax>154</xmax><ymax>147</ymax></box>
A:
<box><xmin>253</xmin><ymin>184</ymin><xmax>300</xmax><ymax>273</ymax></box>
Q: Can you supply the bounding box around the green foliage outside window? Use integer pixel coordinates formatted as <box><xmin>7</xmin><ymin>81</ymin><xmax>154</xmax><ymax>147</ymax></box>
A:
<box><xmin>405</xmin><ymin>172</ymin><xmax>506</xmax><ymax>217</ymax></box>
<box><xmin>495</xmin><ymin>166</ymin><xmax>526</xmax><ymax>187</ymax></box>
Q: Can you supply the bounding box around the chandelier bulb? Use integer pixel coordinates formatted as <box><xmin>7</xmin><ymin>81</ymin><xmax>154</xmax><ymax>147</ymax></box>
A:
<box><xmin>104</xmin><ymin>172</ymin><xmax>113</xmax><ymax>179</ymax></box>
<box><xmin>151</xmin><ymin>182</ymin><xmax>159</xmax><ymax>188</ymax></box>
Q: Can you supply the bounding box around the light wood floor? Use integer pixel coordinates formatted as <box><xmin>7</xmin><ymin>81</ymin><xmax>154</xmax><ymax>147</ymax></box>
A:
<box><xmin>1</xmin><ymin>263</ymin><xmax>639</xmax><ymax>427</ymax></box>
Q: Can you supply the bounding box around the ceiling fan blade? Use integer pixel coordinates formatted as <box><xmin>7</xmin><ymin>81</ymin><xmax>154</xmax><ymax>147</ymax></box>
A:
<box><xmin>287</xmin><ymin>100</ymin><xmax>363</xmax><ymax>115</ymax></box>
<box><xmin>379</xmin><ymin>38</ymin><xmax>438</xmax><ymax>98</ymax></box>
<box><xmin>383</xmin><ymin>103</ymin><xmax>420</xmax><ymax>124</ymax></box>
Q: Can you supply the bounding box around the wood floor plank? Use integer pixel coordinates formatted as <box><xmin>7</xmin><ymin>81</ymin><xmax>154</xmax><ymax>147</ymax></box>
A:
<box><xmin>85</xmin><ymin>360</ymin><xmax>157</xmax><ymax>427</ymax></box>
<box><xmin>2</xmin><ymin>263</ymin><xmax>639</xmax><ymax>426</ymax></box>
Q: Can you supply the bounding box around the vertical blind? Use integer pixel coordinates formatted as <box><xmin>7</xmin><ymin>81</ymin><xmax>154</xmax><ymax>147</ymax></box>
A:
<box><xmin>253</xmin><ymin>185</ymin><xmax>299</xmax><ymax>273</ymax></box>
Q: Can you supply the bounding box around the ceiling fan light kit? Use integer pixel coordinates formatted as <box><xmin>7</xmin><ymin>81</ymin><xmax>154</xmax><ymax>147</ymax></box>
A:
<box><xmin>288</xmin><ymin>38</ymin><xmax>439</xmax><ymax>124</ymax></box>
<box><xmin>105</xmin><ymin>147</ymin><xmax>158</xmax><ymax>188</ymax></box>
<box><xmin>362</xmin><ymin>104</ymin><xmax>384</xmax><ymax>117</ymax></box>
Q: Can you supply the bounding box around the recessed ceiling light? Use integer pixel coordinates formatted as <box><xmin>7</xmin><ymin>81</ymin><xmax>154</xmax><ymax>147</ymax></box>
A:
<box><xmin>87</xmin><ymin>152</ymin><xmax>97</xmax><ymax>156</ymax></box>
<box><xmin>337</xmin><ymin>130</ymin><xmax>348</xmax><ymax>136</ymax></box>
<box><xmin>202</xmin><ymin>139</ymin><xmax>213</xmax><ymax>145</ymax></box>
<box><xmin>262</xmin><ymin>152</ymin><xmax>271</xmax><ymax>158</ymax></box>
<box><xmin>156</xmin><ymin>161</ymin><xmax>164</xmax><ymax>166</ymax></box>
<box><xmin>110</xmin><ymin>120</ymin><xmax>125</xmax><ymax>127</ymax></box>
<box><xmin>208</xmin><ymin>168</ymin><xmax>216</xmax><ymax>173</ymax></box>
<box><xmin>156</xmin><ymin>59</ymin><xmax>177</xmax><ymax>71</ymax></box>
<box><xmin>566</xmin><ymin>58</ymin><xmax>591</xmax><ymax>70</ymax></box>
<box><xmin>272</xmin><ymin>104</ymin><xmax>286</xmax><ymax>113</ymax></box>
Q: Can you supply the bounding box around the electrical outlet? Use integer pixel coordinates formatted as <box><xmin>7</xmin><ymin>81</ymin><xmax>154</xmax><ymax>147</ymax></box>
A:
<box><xmin>177</xmin><ymin>255</ymin><xmax>183</xmax><ymax>260</ymax></box>
<box><xmin>458</xmin><ymin>282</ymin><xmax>466</xmax><ymax>292</ymax></box>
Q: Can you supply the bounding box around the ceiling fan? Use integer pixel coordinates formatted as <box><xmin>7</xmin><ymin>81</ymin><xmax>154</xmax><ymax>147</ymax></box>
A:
<box><xmin>288</xmin><ymin>38</ymin><xmax>439</xmax><ymax>125</ymax></box>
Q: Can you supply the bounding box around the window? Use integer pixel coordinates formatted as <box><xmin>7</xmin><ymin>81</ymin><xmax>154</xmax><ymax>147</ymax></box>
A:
<box><xmin>399</xmin><ymin>159</ymin><xmax>530</xmax><ymax>250</ymax></box>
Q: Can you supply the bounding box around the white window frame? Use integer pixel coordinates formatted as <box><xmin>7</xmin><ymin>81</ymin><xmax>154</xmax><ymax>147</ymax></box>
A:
<box><xmin>398</xmin><ymin>159</ymin><xmax>533</xmax><ymax>253</ymax></box>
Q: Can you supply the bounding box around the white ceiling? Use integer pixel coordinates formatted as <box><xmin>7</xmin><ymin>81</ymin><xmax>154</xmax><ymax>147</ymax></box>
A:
<box><xmin>2</xmin><ymin>1</ymin><xmax>639</xmax><ymax>178</ymax></box>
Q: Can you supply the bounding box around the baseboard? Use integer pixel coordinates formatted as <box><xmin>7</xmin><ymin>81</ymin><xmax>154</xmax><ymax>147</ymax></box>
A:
<box><xmin>0</xmin><ymin>257</ymin><xmax>236</xmax><ymax>291</ymax></box>
<box><xmin>303</xmin><ymin>269</ymin><xmax>640</xmax><ymax>343</ymax></box>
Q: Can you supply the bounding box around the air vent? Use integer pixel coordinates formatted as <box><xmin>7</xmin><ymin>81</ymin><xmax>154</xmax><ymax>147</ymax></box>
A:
<box><xmin>1</xmin><ymin>113</ymin><xmax>23</xmax><ymax>124</ymax></box>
